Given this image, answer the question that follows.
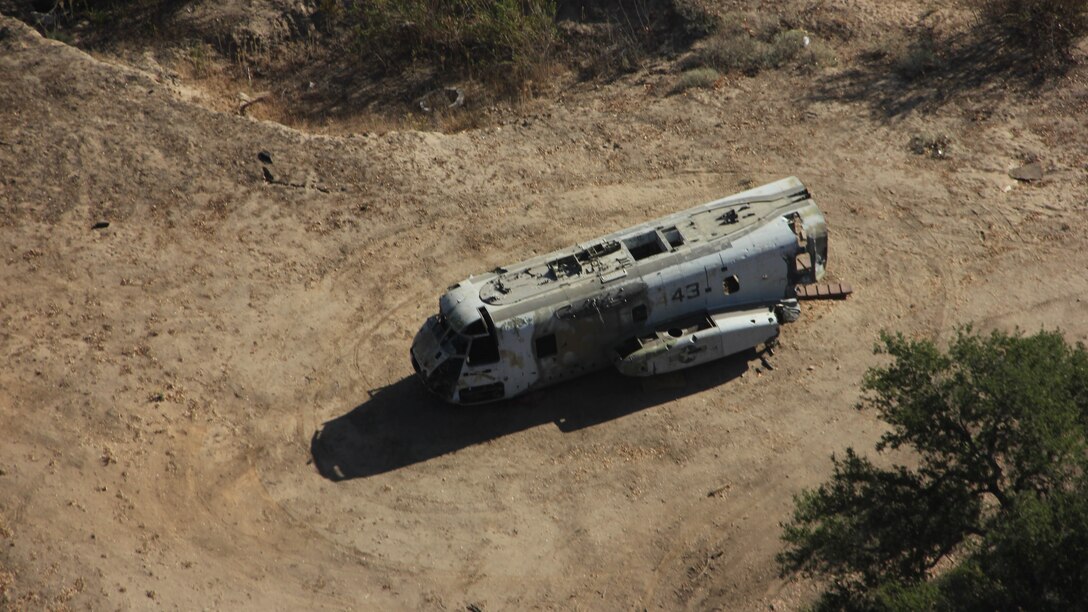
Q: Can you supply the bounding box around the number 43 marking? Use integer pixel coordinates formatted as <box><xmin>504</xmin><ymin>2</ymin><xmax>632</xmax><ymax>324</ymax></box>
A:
<box><xmin>671</xmin><ymin>282</ymin><xmax>702</xmax><ymax>302</ymax></box>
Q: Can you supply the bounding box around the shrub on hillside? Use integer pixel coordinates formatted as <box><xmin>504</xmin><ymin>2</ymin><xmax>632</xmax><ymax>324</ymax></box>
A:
<box><xmin>699</xmin><ymin>33</ymin><xmax>770</xmax><ymax>74</ymax></box>
<box><xmin>671</xmin><ymin>67</ymin><xmax>720</xmax><ymax>92</ymax></box>
<box><xmin>974</xmin><ymin>0</ymin><xmax>1088</xmax><ymax>67</ymax></box>
<box><xmin>691</xmin><ymin>11</ymin><xmax>836</xmax><ymax>76</ymax></box>
<box><xmin>349</xmin><ymin>0</ymin><xmax>557</xmax><ymax>89</ymax></box>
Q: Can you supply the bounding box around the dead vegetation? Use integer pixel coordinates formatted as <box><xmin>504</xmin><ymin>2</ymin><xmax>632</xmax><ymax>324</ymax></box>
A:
<box><xmin>671</xmin><ymin>66</ymin><xmax>721</xmax><ymax>92</ymax></box>
<box><xmin>345</xmin><ymin>0</ymin><xmax>559</xmax><ymax>94</ymax></box>
<box><xmin>0</xmin><ymin>0</ymin><xmax>824</xmax><ymax>128</ymax></box>
<box><xmin>973</xmin><ymin>0</ymin><xmax>1088</xmax><ymax>69</ymax></box>
<box><xmin>685</xmin><ymin>11</ymin><xmax>836</xmax><ymax>76</ymax></box>
<box><xmin>7</xmin><ymin>0</ymin><xmax>1086</xmax><ymax>131</ymax></box>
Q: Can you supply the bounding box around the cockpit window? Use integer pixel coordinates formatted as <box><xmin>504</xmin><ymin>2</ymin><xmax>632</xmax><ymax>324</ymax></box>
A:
<box><xmin>431</xmin><ymin>314</ymin><xmax>451</xmax><ymax>341</ymax></box>
<box><xmin>449</xmin><ymin>333</ymin><xmax>469</xmax><ymax>355</ymax></box>
<box><xmin>463</xmin><ymin>319</ymin><xmax>486</xmax><ymax>336</ymax></box>
<box><xmin>466</xmin><ymin>308</ymin><xmax>500</xmax><ymax>365</ymax></box>
<box><xmin>431</xmin><ymin>314</ymin><xmax>471</xmax><ymax>355</ymax></box>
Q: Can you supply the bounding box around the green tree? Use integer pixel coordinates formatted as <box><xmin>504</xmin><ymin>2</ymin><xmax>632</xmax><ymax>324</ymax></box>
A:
<box><xmin>778</xmin><ymin>328</ymin><xmax>1088</xmax><ymax>610</ymax></box>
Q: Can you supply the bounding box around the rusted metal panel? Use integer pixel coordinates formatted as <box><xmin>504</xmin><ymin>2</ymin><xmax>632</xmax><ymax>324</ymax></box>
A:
<box><xmin>793</xmin><ymin>282</ymin><xmax>853</xmax><ymax>300</ymax></box>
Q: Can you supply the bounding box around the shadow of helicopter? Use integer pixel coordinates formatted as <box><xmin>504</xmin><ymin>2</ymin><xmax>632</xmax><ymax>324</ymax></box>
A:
<box><xmin>311</xmin><ymin>350</ymin><xmax>755</xmax><ymax>481</ymax></box>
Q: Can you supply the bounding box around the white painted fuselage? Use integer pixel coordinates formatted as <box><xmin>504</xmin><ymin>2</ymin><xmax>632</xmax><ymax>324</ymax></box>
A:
<box><xmin>410</xmin><ymin>177</ymin><xmax>828</xmax><ymax>404</ymax></box>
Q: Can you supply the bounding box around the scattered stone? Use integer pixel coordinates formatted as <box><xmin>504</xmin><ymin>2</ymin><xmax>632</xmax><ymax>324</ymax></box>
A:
<box><xmin>908</xmin><ymin>133</ymin><xmax>950</xmax><ymax>159</ymax></box>
<box><xmin>1009</xmin><ymin>162</ymin><xmax>1043</xmax><ymax>182</ymax></box>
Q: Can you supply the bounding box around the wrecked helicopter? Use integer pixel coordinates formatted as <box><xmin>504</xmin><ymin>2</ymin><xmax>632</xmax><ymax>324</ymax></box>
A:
<box><xmin>411</xmin><ymin>177</ymin><xmax>846</xmax><ymax>404</ymax></box>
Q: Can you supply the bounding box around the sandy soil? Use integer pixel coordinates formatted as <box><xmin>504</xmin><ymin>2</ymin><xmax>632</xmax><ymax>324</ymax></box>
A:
<box><xmin>1</xmin><ymin>4</ymin><xmax>1087</xmax><ymax>610</ymax></box>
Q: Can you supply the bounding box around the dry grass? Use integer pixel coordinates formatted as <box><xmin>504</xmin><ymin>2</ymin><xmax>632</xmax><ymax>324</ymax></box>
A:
<box><xmin>695</xmin><ymin>23</ymin><xmax>836</xmax><ymax>75</ymax></box>
<box><xmin>671</xmin><ymin>67</ymin><xmax>721</xmax><ymax>93</ymax></box>
<box><xmin>886</xmin><ymin>31</ymin><xmax>943</xmax><ymax>80</ymax></box>
<box><xmin>348</xmin><ymin>0</ymin><xmax>558</xmax><ymax>93</ymax></box>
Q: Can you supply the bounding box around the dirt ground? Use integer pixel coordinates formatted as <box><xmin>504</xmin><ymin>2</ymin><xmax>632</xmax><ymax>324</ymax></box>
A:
<box><xmin>2</xmin><ymin>3</ymin><xmax>1088</xmax><ymax>610</ymax></box>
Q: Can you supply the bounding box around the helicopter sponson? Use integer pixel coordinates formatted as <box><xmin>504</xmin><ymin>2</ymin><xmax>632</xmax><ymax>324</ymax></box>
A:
<box><xmin>411</xmin><ymin>176</ymin><xmax>829</xmax><ymax>405</ymax></box>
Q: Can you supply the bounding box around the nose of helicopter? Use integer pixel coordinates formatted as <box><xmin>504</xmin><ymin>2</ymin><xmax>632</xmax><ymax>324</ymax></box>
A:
<box><xmin>410</xmin><ymin>316</ymin><xmax>462</xmax><ymax>401</ymax></box>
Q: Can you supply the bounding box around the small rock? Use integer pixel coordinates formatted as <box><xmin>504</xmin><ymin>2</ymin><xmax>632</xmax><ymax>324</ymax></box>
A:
<box><xmin>91</xmin><ymin>221</ymin><xmax>110</xmax><ymax>230</ymax></box>
<box><xmin>262</xmin><ymin>167</ymin><xmax>275</xmax><ymax>183</ymax></box>
<box><xmin>257</xmin><ymin>151</ymin><xmax>272</xmax><ymax>164</ymax></box>
<box><xmin>1009</xmin><ymin>162</ymin><xmax>1043</xmax><ymax>182</ymax></box>
<box><xmin>807</xmin><ymin>365</ymin><xmax>816</xmax><ymax>371</ymax></box>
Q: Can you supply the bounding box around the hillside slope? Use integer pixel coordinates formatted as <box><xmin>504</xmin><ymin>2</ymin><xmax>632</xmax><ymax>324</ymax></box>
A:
<box><xmin>2</xmin><ymin>5</ymin><xmax>1087</xmax><ymax>610</ymax></box>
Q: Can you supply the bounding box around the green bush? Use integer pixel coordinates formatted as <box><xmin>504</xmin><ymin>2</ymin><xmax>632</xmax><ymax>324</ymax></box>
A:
<box><xmin>974</xmin><ymin>0</ymin><xmax>1088</xmax><ymax>67</ymax></box>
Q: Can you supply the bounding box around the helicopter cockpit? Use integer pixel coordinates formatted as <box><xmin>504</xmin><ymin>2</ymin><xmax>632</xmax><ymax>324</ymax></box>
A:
<box><xmin>410</xmin><ymin>285</ymin><xmax>502</xmax><ymax>403</ymax></box>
